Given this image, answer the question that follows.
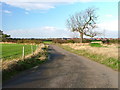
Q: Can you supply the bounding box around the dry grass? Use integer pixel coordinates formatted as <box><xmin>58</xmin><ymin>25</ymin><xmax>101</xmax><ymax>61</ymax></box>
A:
<box><xmin>62</xmin><ymin>43</ymin><xmax>118</xmax><ymax>60</ymax></box>
<box><xmin>60</xmin><ymin>43</ymin><xmax>118</xmax><ymax>70</ymax></box>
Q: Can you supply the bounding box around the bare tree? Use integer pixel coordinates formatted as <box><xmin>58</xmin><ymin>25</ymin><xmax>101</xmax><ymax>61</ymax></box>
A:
<box><xmin>66</xmin><ymin>7</ymin><xmax>98</xmax><ymax>43</ymax></box>
<box><xmin>86</xmin><ymin>29</ymin><xmax>101</xmax><ymax>38</ymax></box>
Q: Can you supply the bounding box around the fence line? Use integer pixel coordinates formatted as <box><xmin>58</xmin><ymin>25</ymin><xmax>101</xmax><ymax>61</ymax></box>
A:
<box><xmin>2</xmin><ymin>45</ymin><xmax>38</xmax><ymax>60</ymax></box>
<box><xmin>22</xmin><ymin>46</ymin><xmax>25</xmax><ymax>60</ymax></box>
<box><xmin>31</xmin><ymin>45</ymin><xmax>33</xmax><ymax>55</ymax></box>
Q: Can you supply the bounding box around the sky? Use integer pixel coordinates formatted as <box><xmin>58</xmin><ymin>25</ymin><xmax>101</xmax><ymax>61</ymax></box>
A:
<box><xmin>0</xmin><ymin>0</ymin><xmax>119</xmax><ymax>38</ymax></box>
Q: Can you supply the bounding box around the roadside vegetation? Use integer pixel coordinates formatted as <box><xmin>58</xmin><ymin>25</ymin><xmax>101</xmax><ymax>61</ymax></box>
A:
<box><xmin>58</xmin><ymin>43</ymin><xmax>119</xmax><ymax>71</ymax></box>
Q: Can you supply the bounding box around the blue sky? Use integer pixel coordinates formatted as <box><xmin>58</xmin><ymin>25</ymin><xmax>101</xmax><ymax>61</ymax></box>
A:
<box><xmin>1</xmin><ymin>0</ymin><xmax>119</xmax><ymax>38</ymax></box>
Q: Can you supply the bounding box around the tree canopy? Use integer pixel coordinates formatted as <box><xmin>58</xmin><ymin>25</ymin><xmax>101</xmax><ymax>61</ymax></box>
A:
<box><xmin>66</xmin><ymin>7</ymin><xmax>99</xmax><ymax>43</ymax></box>
<box><xmin>0</xmin><ymin>30</ymin><xmax>10</xmax><ymax>42</ymax></box>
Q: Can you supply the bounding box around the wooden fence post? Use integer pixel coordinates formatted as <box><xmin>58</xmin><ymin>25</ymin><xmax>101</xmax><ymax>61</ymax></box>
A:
<box><xmin>31</xmin><ymin>45</ymin><xmax>33</xmax><ymax>55</ymax></box>
<box><xmin>22</xmin><ymin>46</ymin><xmax>25</xmax><ymax>60</ymax></box>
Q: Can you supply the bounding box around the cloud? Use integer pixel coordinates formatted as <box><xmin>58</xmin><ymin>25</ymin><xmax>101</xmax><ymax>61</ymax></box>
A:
<box><xmin>3</xmin><ymin>2</ymin><xmax>55</xmax><ymax>10</ymax></box>
<box><xmin>1</xmin><ymin>0</ymin><xmax>119</xmax><ymax>10</ymax></box>
<box><xmin>41</xmin><ymin>26</ymin><xmax>57</xmax><ymax>31</ymax></box>
<box><xmin>4</xmin><ymin>25</ymin><xmax>118</xmax><ymax>38</ymax></box>
<box><xmin>3</xmin><ymin>10</ymin><xmax>12</xmax><ymax>14</ymax></box>
<box><xmin>1</xmin><ymin>0</ymin><xmax>119</xmax><ymax>3</ymax></box>
<box><xmin>2</xmin><ymin>2</ymin><xmax>55</xmax><ymax>10</ymax></box>
<box><xmin>97</xmin><ymin>20</ymin><xmax>118</xmax><ymax>31</ymax></box>
<box><xmin>105</xmin><ymin>14</ymin><xmax>113</xmax><ymax>18</ymax></box>
<box><xmin>4</xmin><ymin>26</ymin><xmax>72</xmax><ymax>38</ymax></box>
<box><xmin>25</xmin><ymin>12</ymin><xmax>29</xmax><ymax>14</ymax></box>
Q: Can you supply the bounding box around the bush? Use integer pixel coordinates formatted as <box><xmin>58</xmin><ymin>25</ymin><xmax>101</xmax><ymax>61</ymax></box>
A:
<box><xmin>90</xmin><ymin>43</ymin><xmax>102</xmax><ymax>47</ymax></box>
<box><xmin>67</xmin><ymin>40</ymin><xmax>75</xmax><ymax>43</ymax></box>
<box><xmin>83</xmin><ymin>39</ymin><xmax>91</xmax><ymax>43</ymax></box>
<box><xmin>53</xmin><ymin>39</ymin><xmax>67</xmax><ymax>44</ymax></box>
<box><xmin>109</xmin><ymin>39</ymin><xmax>118</xmax><ymax>44</ymax></box>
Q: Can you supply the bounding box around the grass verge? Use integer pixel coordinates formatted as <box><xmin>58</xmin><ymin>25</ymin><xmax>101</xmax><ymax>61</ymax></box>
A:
<box><xmin>58</xmin><ymin>44</ymin><xmax>119</xmax><ymax>71</ymax></box>
<box><xmin>2</xmin><ymin>45</ymin><xmax>49</xmax><ymax>82</ymax></box>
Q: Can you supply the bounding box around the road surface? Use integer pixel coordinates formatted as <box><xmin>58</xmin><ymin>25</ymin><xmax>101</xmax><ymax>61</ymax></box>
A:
<box><xmin>3</xmin><ymin>45</ymin><xmax>118</xmax><ymax>88</ymax></box>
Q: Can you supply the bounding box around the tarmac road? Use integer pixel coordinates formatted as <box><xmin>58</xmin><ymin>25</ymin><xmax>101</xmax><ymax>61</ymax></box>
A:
<box><xmin>3</xmin><ymin>45</ymin><xmax>118</xmax><ymax>88</ymax></box>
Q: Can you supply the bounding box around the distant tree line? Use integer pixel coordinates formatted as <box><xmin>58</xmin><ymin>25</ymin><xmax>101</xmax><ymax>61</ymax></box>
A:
<box><xmin>0</xmin><ymin>30</ymin><xmax>118</xmax><ymax>44</ymax></box>
<box><xmin>52</xmin><ymin>38</ymin><xmax>119</xmax><ymax>44</ymax></box>
<box><xmin>4</xmin><ymin>38</ymin><xmax>43</xmax><ymax>44</ymax></box>
<box><xmin>0</xmin><ymin>30</ymin><xmax>10</xmax><ymax>42</ymax></box>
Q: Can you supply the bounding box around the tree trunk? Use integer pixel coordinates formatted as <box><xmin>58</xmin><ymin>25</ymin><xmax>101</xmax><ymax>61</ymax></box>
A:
<box><xmin>80</xmin><ymin>33</ymin><xmax>83</xmax><ymax>43</ymax></box>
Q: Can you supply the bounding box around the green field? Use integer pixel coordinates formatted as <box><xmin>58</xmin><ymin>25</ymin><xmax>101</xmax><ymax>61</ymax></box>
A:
<box><xmin>1</xmin><ymin>43</ymin><xmax>38</xmax><ymax>60</ymax></box>
<box><xmin>90</xmin><ymin>43</ymin><xmax>103</xmax><ymax>47</ymax></box>
<box><xmin>43</xmin><ymin>41</ymin><xmax>53</xmax><ymax>44</ymax></box>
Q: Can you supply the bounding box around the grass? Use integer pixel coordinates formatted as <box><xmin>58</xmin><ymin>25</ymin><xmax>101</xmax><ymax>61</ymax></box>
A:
<box><xmin>90</xmin><ymin>43</ymin><xmax>102</xmax><ymax>47</ymax></box>
<box><xmin>2</xmin><ymin>45</ymin><xmax>49</xmax><ymax>82</ymax></box>
<box><xmin>43</xmin><ymin>41</ymin><xmax>53</xmax><ymax>44</ymax></box>
<box><xmin>1</xmin><ymin>43</ymin><xmax>38</xmax><ymax>60</ymax></box>
<box><xmin>59</xmin><ymin>44</ymin><xmax>119</xmax><ymax>71</ymax></box>
<box><xmin>91</xmin><ymin>40</ymin><xmax>102</xmax><ymax>42</ymax></box>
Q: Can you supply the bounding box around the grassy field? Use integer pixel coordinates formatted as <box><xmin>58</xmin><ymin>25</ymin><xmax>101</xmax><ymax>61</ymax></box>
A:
<box><xmin>59</xmin><ymin>43</ymin><xmax>119</xmax><ymax>70</ymax></box>
<box><xmin>43</xmin><ymin>41</ymin><xmax>53</xmax><ymax>44</ymax></box>
<box><xmin>1</xmin><ymin>43</ymin><xmax>38</xmax><ymax>60</ymax></box>
<box><xmin>90</xmin><ymin>43</ymin><xmax>103</xmax><ymax>47</ymax></box>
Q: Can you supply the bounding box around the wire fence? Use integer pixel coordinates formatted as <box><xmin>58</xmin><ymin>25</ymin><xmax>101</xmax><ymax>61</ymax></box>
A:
<box><xmin>1</xmin><ymin>44</ymin><xmax>38</xmax><ymax>60</ymax></box>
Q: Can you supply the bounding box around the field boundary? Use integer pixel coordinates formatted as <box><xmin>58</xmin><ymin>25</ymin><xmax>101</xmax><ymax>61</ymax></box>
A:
<box><xmin>2</xmin><ymin>44</ymin><xmax>41</xmax><ymax>69</ymax></box>
<box><xmin>2</xmin><ymin>43</ymin><xmax>39</xmax><ymax>61</ymax></box>
<box><xmin>2</xmin><ymin>44</ymin><xmax>49</xmax><ymax>81</ymax></box>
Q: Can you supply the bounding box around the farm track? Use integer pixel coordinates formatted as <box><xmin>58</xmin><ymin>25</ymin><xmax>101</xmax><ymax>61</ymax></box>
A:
<box><xmin>3</xmin><ymin>45</ymin><xmax>118</xmax><ymax>88</ymax></box>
